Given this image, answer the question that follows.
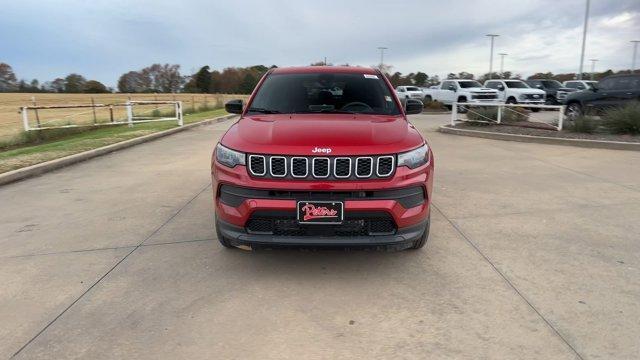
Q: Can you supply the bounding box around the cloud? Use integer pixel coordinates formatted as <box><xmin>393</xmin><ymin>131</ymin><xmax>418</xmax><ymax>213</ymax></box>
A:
<box><xmin>1</xmin><ymin>0</ymin><xmax>639</xmax><ymax>86</ymax></box>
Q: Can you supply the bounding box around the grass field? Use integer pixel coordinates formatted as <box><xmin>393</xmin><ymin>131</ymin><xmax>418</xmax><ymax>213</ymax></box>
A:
<box><xmin>0</xmin><ymin>108</ymin><xmax>230</xmax><ymax>174</ymax></box>
<box><xmin>0</xmin><ymin>93</ymin><xmax>249</xmax><ymax>142</ymax></box>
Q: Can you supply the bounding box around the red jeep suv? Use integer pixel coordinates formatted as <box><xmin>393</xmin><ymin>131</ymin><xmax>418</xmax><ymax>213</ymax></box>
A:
<box><xmin>212</xmin><ymin>66</ymin><xmax>433</xmax><ymax>250</ymax></box>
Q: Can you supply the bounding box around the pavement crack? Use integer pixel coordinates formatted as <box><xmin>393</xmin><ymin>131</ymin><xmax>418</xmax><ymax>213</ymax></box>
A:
<box><xmin>141</xmin><ymin>238</ymin><xmax>215</xmax><ymax>247</ymax></box>
<box><xmin>432</xmin><ymin>203</ymin><xmax>585</xmax><ymax>360</ymax></box>
<box><xmin>11</xmin><ymin>181</ymin><xmax>212</xmax><ymax>359</ymax></box>
<box><xmin>1</xmin><ymin>245</ymin><xmax>137</xmax><ymax>259</ymax></box>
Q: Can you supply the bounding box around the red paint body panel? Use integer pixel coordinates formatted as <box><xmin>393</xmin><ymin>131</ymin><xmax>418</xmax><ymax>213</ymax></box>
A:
<box><xmin>221</xmin><ymin>114</ymin><xmax>424</xmax><ymax>156</ymax></box>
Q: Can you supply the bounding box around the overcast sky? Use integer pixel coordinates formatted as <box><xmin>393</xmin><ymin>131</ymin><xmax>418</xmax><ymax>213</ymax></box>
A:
<box><xmin>2</xmin><ymin>0</ymin><xmax>639</xmax><ymax>87</ymax></box>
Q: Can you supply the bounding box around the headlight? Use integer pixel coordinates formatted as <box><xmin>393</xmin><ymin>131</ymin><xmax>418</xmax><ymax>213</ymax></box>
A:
<box><xmin>215</xmin><ymin>143</ymin><xmax>245</xmax><ymax>168</ymax></box>
<box><xmin>398</xmin><ymin>143</ymin><xmax>430</xmax><ymax>169</ymax></box>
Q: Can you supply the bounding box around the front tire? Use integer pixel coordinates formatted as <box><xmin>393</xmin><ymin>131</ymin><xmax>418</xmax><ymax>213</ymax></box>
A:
<box><xmin>566</xmin><ymin>102</ymin><xmax>583</xmax><ymax>119</ymax></box>
<box><xmin>457</xmin><ymin>97</ymin><xmax>468</xmax><ymax>114</ymax></box>
<box><xmin>506</xmin><ymin>97</ymin><xmax>517</xmax><ymax>104</ymax></box>
<box><xmin>410</xmin><ymin>214</ymin><xmax>430</xmax><ymax>250</ymax></box>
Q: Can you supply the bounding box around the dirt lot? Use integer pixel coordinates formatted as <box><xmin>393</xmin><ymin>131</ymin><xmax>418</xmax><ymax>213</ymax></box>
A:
<box><xmin>0</xmin><ymin>93</ymin><xmax>248</xmax><ymax>142</ymax></box>
<box><xmin>1</xmin><ymin>114</ymin><xmax>639</xmax><ymax>359</ymax></box>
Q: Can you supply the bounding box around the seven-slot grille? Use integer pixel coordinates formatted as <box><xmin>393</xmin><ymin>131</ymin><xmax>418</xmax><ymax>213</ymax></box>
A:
<box><xmin>248</xmin><ymin>155</ymin><xmax>396</xmax><ymax>180</ymax></box>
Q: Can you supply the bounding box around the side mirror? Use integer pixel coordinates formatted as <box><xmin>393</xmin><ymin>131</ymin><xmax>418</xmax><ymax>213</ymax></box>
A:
<box><xmin>447</xmin><ymin>85</ymin><xmax>456</xmax><ymax>91</ymax></box>
<box><xmin>225</xmin><ymin>99</ymin><xmax>243</xmax><ymax>114</ymax></box>
<box><xmin>497</xmin><ymin>85</ymin><xmax>505</xmax><ymax>91</ymax></box>
<box><xmin>404</xmin><ymin>99</ymin><xmax>423</xmax><ymax>115</ymax></box>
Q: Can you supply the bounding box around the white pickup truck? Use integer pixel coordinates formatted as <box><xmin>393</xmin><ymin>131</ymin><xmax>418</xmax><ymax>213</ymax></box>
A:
<box><xmin>395</xmin><ymin>86</ymin><xmax>425</xmax><ymax>101</ymax></box>
<box><xmin>483</xmin><ymin>79</ymin><xmax>546</xmax><ymax>111</ymax></box>
<box><xmin>422</xmin><ymin>79</ymin><xmax>500</xmax><ymax>109</ymax></box>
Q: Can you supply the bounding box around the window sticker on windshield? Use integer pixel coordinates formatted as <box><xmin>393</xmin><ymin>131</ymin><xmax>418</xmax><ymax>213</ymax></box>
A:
<box><xmin>385</xmin><ymin>96</ymin><xmax>392</xmax><ymax>102</ymax></box>
<box><xmin>364</xmin><ymin>74</ymin><xmax>379</xmax><ymax>79</ymax></box>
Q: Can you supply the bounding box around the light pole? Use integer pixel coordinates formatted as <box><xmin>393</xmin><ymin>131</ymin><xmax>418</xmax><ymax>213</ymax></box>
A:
<box><xmin>631</xmin><ymin>40</ymin><xmax>640</xmax><ymax>72</ymax></box>
<box><xmin>486</xmin><ymin>34</ymin><xmax>499</xmax><ymax>80</ymax></box>
<box><xmin>377</xmin><ymin>47</ymin><xmax>388</xmax><ymax>70</ymax></box>
<box><xmin>577</xmin><ymin>0</ymin><xmax>591</xmax><ymax>80</ymax></box>
<box><xmin>498</xmin><ymin>53</ymin><xmax>508</xmax><ymax>79</ymax></box>
<box><xmin>589</xmin><ymin>59</ymin><xmax>598</xmax><ymax>80</ymax></box>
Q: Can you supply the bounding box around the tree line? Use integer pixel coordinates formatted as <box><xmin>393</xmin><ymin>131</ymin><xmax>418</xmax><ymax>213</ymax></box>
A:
<box><xmin>0</xmin><ymin>63</ymin><xmax>110</xmax><ymax>93</ymax></box>
<box><xmin>0</xmin><ymin>61</ymin><xmax>634</xmax><ymax>94</ymax></box>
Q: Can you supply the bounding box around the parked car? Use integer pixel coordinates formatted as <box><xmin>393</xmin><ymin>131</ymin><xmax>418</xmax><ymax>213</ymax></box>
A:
<box><xmin>396</xmin><ymin>86</ymin><xmax>425</xmax><ymax>100</ymax></box>
<box><xmin>484</xmin><ymin>79</ymin><xmax>546</xmax><ymax>111</ymax></box>
<box><xmin>422</xmin><ymin>79</ymin><xmax>499</xmax><ymax>112</ymax></box>
<box><xmin>525</xmin><ymin>79</ymin><xmax>576</xmax><ymax>105</ymax></box>
<box><xmin>562</xmin><ymin>80</ymin><xmax>597</xmax><ymax>92</ymax></box>
<box><xmin>564</xmin><ymin>74</ymin><xmax>640</xmax><ymax>118</ymax></box>
<box><xmin>216</xmin><ymin>66</ymin><xmax>433</xmax><ymax>250</ymax></box>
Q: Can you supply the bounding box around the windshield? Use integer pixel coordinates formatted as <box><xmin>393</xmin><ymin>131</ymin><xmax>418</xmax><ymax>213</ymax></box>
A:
<box><xmin>541</xmin><ymin>80</ymin><xmax>562</xmax><ymax>89</ymax></box>
<box><xmin>458</xmin><ymin>81</ymin><xmax>483</xmax><ymax>88</ymax></box>
<box><xmin>247</xmin><ymin>73</ymin><xmax>401</xmax><ymax>115</ymax></box>
<box><xmin>406</xmin><ymin>86</ymin><xmax>421</xmax><ymax>91</ymax></box>
<box><xmin>505</xmin><ymin>81</ymin><xmax>529</xmax><ymax>89</ymax></box>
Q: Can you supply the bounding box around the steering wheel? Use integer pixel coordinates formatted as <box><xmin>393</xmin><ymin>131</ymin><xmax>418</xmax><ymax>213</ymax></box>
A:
<box><xmin>341</xmin><ymin>102</ymin><xmax>372</xmax><ymax>112</ymax></box>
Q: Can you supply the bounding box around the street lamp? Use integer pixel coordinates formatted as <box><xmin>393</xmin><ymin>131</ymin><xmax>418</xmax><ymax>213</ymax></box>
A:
<box><xmin>498</xmin><ymin>53</ymin><xmax>508</xmax><ymax>79</ymax></box>
<box><xmin>377</xmin><ymin>47</ymin><xmax>388</xmax><ymax>70</ymax></box>
<box><xmin>486</xmin><ymin>34</ymin><xmax>499</xmax><ymax>80</ymax></box>
<box><xmin>577</xmin><ymin>0</ymin><xmax>591</xmax><ymax>80</ymax></box>
<box><xmin>631</xmin><ymin>40</ymin><xmax>640</xmax><ymax>72</ymax></box>
<box><xmin>589</xmin><ymin>59</ymin><xmax>598</xmax><ymax>80</ymax></box>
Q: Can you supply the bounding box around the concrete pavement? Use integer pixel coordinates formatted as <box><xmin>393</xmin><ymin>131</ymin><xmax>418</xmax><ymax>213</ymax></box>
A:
<box><xmin>1</xmin><ymin>114</ymin><xmax>639</xmax><ymax>359</ymax></box>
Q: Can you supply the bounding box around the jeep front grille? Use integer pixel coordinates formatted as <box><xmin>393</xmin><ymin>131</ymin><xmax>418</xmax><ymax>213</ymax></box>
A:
<box><xmin>247</xmin><ymin>155</ymin><xmax>396</xmax><ymax>180</ymax></box>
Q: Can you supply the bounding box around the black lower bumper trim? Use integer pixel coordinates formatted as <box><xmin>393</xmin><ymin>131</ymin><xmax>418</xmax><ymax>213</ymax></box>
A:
<box><xmin>219</xmin><ymin>184</ymin><xmax>425</xmax><ymax>209</ymax></box>
<box><xmin>216</xmin><ymin>218</ymin><xmax>428</xmax><ymax>250</ymax></box>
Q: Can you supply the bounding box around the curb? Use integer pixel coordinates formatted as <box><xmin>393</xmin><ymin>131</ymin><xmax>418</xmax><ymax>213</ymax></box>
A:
<box><xmin>0</xmin><ymin>114</ymin><xmax>238</xmax><ymax>186</ymax></box>
<box><xmin>438</xmin><ymin>126</ymin><xmax>640</xmax><ymax>151</ymax></box>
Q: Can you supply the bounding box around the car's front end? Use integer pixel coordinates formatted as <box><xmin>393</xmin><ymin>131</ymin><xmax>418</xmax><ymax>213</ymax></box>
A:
<box><xmin>213</xmin><ymin>142</ymin><xmax>433</xmax><ymax>250</ymax></box>
<box><xmin>212</xmin><ymin>67</ymin><xmax>433</xmax><ymax>250</ymax></box>
<box><xmin>468</xmin><ymin>89</ymin><xmax>501</xmax><ymax>104</ymax></box>
<box><xmin>514</xmin><ymin>90</ymin><xmax>546</xmax><ymax>104</ymax></box>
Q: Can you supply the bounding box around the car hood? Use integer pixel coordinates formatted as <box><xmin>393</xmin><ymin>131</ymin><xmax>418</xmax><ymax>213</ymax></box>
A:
<box><xmin>221</xmin><ymin>114</ymin><xmax>425</xmax><ymax>156</ymax></box>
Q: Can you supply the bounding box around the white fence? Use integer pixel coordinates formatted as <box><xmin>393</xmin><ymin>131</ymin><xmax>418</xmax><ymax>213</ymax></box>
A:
<box><xmin>450</xmin><ymin>102</ymin><xmax>566</xmax><ymax>131</ymax></box>
<box><xmin>21</xmin><ymin>100</ymin><xmax>183</xmax><ymax>131</ymax></box>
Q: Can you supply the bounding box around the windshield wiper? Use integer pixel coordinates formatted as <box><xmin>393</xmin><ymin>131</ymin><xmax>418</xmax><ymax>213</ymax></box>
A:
<box><xmin>247</xmin><ymin>107</ymin><xmax>281</xmax><ymax>114</ymax></box>
<box><xmin>295</xmin><ymin>109</ymin><xmax>358</xmax><ymax>114</ymax></box>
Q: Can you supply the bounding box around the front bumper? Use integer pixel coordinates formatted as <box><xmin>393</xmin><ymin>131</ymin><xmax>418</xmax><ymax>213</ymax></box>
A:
<box><xmin>216</xmin><ymin>217</ymin><xmax>428</xmax><ymax>250</ymax></box>
<box><xmin>468</xmin><ymin>98</ymin><xmax>500</xmax><ymax>104</ymax></box>
<box><xmin>212</xmin><ymin>156</ymin><xmax>434</xmax><ymax>247</ymax></box>
<box><xmin>517</xmin><ymin>100</ymin><xmax>545</xmax><ymax>105</ymax></box>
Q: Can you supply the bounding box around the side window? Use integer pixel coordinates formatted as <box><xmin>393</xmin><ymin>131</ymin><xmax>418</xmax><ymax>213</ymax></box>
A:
<box><xmin>598</xmin><ymin>78</ymin><xmax>615</xmax><ymax>90</ymax></box>
<box><xmin>397</xmin><ymin>87</ymin><xmax>405</xmax><ymax>92</ymax></box>
<box><xmin>485</xmin><ymin>81</ymin><xmax>496</xmax><ymax>89</ymax></box>
<box><xmin>611</xmin><ymin>77</ymin><xmax>633</xmax><ymax>90</ymax></box>
<box><xmin>565</xmin><ymin>82</ymin><xmax>577</xmax><ymax>89</ymax></box>
<box><xmin>492</xmin><ymin>81</ymin><xmax>505</xmax><ymax>90</ymax></box>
